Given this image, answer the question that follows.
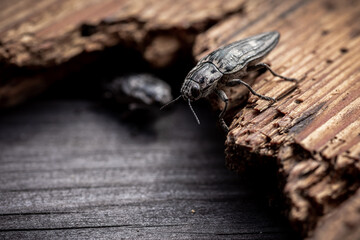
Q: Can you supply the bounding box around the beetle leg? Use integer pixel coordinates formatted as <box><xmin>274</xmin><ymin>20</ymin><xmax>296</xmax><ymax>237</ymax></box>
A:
<box><xmin>215</xmin><ymin>89</ymin><xmax>229</xmax><ymax>133</ymax></box>
<box><xmin>227</xmin><ymin>79</ymin><xmax>276</xmax><ymax>102</ymax></box>
<box><xmin>248</xmin><ymin>63</ymin><xmax>297</xmax><ymax>82</ymax></box>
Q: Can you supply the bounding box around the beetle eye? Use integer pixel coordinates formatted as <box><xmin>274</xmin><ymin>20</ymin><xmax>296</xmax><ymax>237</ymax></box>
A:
<box><xmin>191</xmin><ymin>86</ymin><xmax>200</xmax><ymax>99</ymax></box>
<box><xmin>199</xmin><ymin>77</ymin><xmax>205</xmax><ymax>84</ymax></box>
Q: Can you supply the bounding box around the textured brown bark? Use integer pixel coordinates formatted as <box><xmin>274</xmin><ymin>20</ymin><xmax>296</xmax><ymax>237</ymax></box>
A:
<box><xmin>193</xmin><ymin>0</ymin><xmax>360</xmax><ymax>238</ymax></box>
<box><xmin>0</xmin><ymin>0</ymin><xmax>244</xmax><ymax>107</ymax></box>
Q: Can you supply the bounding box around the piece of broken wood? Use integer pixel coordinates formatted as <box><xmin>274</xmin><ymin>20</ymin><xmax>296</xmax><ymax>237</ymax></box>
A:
<box><xmin>193</xmin><ymin>0</ymin><xmax>360</xmax><ymax>238</ymax></box>
<box><xmin>0</xmin><ymin>0</ymin><xmax>244</xmax><ymax>107</ymax></box>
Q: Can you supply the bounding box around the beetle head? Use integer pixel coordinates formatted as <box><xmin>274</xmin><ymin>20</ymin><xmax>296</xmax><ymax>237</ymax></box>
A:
<box><xmin>180</xmin><ymin>80</ymin><xmax>202</xmax><ymax>101</ymax></box>
<box><xmin>160</xmin><ymin>63</ymin><xmax>222</xmax><ymax>125</ymax></box>
<box><xmin>181</xmin><ymin>62</ymin><xmax>222</xmax><ymax>101</ymax></box>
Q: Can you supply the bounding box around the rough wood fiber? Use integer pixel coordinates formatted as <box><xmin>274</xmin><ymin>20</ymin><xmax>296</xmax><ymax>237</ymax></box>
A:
<box><xmin>193</xmin><ymin>0</ymin><xmax>360</xmax><ymax>238</ymax></box>
<box><xmin>0</xmin><ymin>0</ymin><xmax>245</xmax><ymax>107</ymax></box>
<box><xmin>0</xmin><ymin>100</ymin><xmax>298</xmax><ymax>239</ymax></box>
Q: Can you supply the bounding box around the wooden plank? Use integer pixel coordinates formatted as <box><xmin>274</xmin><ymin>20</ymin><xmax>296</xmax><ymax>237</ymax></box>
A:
<box><xmin>192</xmin><ymin>0</ymin><xmax>360</xmax><ymax>238</ymax></box>
<box><xmin>0</xmin><ymin>100</ymin><xmax>298</xmax><ymax>239</ymax></box>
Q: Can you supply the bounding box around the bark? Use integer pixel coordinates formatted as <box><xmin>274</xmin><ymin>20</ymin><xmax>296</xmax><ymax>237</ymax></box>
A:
<box><xmin>193</xmin><ymin>0</ymin><xmax>360</xmax><ymax>238</ymax></box>
<box><xmin>0</xmin><ymin>0</ymin><xmax>244</xmax><ymax>107</ymax></box>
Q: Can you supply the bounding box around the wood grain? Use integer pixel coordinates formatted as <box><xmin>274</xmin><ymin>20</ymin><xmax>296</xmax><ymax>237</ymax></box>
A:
<box><xmin>0</xmin><ymin>100</ymin><xmax>298</xmax><ymax>239</ymax></box>
<box><xmin>193</xmin><ymin>0</ymin><xmax>360</xmax><ymax>238</ymax></box>
<box><xmin>0</xmin><ymin>0</ymin><xmax>245</xmax><ymax>107</ymax></box>
<box><xmin>0</xmin><ymin>0</ymin><xmax>245</xmax><ymax>66</ymax></box>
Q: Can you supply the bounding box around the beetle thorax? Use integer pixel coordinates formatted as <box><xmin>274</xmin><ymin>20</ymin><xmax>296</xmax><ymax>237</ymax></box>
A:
<box><xmin>181</xmin><ymin>62</ymin><xmax>223</xmax><ymax>101</ymax></box>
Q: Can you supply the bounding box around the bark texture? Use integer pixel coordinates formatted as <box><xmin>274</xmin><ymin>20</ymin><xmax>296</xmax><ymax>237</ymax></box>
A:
<box><xmin>0</xmin><ymin>0</ymin><xmax>244</xmax><ymax>107</ymax></box>
<box><xmin>193</xmin><ymin>0</ymin><xmax>360</xmax><ymax>238</ymax></box>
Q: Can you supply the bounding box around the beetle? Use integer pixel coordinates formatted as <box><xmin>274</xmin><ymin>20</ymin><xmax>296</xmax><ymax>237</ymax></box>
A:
<box><xmin>103</xmin><ymin>73</ymin><xmax>173</xmax><ymax>109</ymax></box>
<box><xmin>161</xmin><ymin>31</ymin><xmax>297</xmax><ymax>132</ymax></box>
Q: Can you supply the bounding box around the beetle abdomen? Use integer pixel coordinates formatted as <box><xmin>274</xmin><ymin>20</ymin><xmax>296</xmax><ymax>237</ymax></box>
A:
<box><xmin>200</xmin><ymin>31</ymin><xmax>280</xmax><ymax>74</ymax></box>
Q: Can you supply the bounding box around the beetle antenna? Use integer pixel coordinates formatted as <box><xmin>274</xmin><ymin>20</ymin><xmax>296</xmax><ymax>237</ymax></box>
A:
<box><xmin>160</xmin><ymin>95</ymin><xmax>182</xmax><ymax>110</ymax></box>
<box><xmin>188</xmin><ymin>99</ymin><xmax>200</xmax><ymax>125</ymax></box>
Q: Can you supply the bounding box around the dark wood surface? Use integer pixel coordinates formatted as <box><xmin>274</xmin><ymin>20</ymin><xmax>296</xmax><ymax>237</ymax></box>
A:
<box><xmin>0</xmin><ymin>100</ymin><xmax>298</xmax><ymax>239</ymax></box>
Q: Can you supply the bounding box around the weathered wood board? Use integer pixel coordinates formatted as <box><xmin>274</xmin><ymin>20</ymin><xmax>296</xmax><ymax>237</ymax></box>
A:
<box><xmin>192</xmin><ymin>0</ymin><xmax>360</xmax><ymax>238</ymax></box>
<box><xmin>0</xmin><ymin>100</ymin><xmax>298</xmax><ymax>239</ymax></box>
